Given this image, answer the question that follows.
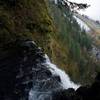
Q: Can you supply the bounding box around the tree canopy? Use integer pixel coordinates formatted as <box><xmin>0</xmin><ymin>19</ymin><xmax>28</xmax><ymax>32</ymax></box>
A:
<box><xmin>57</xmin><ymin>0</ymin><xmax>90</xmax><ymax>11</ymax></box>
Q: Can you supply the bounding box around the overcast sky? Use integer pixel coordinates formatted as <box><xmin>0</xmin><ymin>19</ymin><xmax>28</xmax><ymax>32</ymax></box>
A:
<box><xmin>69</xmin><ymin>0</ymin><xmax>100</xmax><ymax>21</ymax></box>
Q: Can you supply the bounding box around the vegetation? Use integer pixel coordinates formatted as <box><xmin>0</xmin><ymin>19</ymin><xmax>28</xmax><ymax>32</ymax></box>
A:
<box><xmin>47</xmin><ymin>0</ymin><xmax>99</xmax><ymax>84</ymax></box>
<box><xmin>0</xmin><ymin>0</ymin><xmax>99</xmax><ymax>84</ymax></box>
<box><xmin>0</xmin><ymin>0</ymin><xmax>53</xmax><ymax>52</ymax></box>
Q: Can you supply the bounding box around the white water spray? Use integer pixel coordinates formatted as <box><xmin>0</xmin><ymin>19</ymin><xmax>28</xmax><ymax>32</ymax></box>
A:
<box><xmin>29</xmin><ymin>54</ymin><xmax>80</xmax><ymax>100</ymax></box>
<box><xmin>29</xmin><ymin>42</ymin><xmax>80</xmax><ymax>100</ymax></box>
<box><xmin>54</xmin><ymin>0</ymin><xmax>58</xmax><ymax>4</ymax></box>
<box><xmin>73</xmin><ymin>16</ymin><xmax>90</xmax><ymax>31</ymax></box>
<box><xmin>44</xmin><ymin>54</ymin><xmax>80</xmax><ymax>90</ymax></box>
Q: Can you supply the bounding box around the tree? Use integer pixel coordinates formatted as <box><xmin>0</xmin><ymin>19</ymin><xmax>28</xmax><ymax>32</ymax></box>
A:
<box><xmin>56</xmin><ymin>0</ymin><xmax>90</xmax><ymax>11</ymax></box>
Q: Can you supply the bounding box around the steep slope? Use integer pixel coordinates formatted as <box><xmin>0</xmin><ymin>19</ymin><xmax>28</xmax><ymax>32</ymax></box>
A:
<box><xmin>46</xmin><ymin>0</ymin><xmax>100</xmax><ymax>84</ymax></box>
<box><xmin>0</xmin><ymin>0</ymin><xmax>100</xmax><ymax>100</ymax></box>
<box><xmin>0</xmin><ymin>0</ymin><xmax>99</xmax><ymax>85</ymax></box>
<box><xmin>0</xmin><ymin>0</ymin><xmax>53</xmax><ymax>53</ymax></box>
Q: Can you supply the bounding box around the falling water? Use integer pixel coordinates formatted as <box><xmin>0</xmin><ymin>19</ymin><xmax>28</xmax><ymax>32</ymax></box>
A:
<box><xmin>44</xmin><ymin>54</ymin><xmax>80</xmax><ymax>90</ymax></box>
<box><xmin>29</xmin><ymin>46</ymin><xmax>80</xmax><ymax>100</ymax></box>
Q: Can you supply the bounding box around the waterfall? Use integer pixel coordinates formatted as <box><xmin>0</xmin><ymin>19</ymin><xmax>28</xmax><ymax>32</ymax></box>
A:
<box><xmin>54</xmin><ymin>0</ymin><xmax>58</xmax><ymax>4</ymax></box>
<box><xmin>73</xmin><ymin>15</ymin><xmax>90</xmax><ymax>31</ymax></box>
<box><xmin>44</xmin><ymin>54</ymin><xmax>80</xmax><ymax>90</ymax></box>
<box><xmin>28</xmin><ymin>43</ymin><xmax>80</xmax><ymax>100</ymax></box>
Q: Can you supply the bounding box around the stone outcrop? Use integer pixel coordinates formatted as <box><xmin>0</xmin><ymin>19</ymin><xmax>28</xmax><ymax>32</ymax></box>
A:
<box><xmin>52</xmin><ymin>73</ymin><xmax>100</xmax><ymax>100</ymax></box>
<box><xmin>0</xmin><ymin>40</ymin><xmax>100</xmax><ymax>100</ymax></box>
<box><xmin>0</xmin><ymin>40</ymin><xmax>62</xmax><ymax>100</ymax></box>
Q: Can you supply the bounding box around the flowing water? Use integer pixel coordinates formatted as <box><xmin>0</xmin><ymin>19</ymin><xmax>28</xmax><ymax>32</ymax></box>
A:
<box><xmin>44</xmin><ymin>54</ymin><xmax>80</xmax><ymax>90</ymax></box>
<box><xmin>28</xmin><ymin>44</ymin><xmax>80</xmax><ymax>100</ymax></box>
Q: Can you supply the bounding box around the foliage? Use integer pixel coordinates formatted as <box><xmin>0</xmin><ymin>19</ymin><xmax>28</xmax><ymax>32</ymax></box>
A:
<box><xmin>0</xmin><ymin>0</ymin><xmax>99</xmax><ymax>85</ymax></box>
<box><xmin>47</xmin><ymin>0</ymin><xmax>99</xmax><ymax>84</ymax></box>
<box><xmin>56</xmin><ymin>0</ymin><xmax>90</xmax><ymax>11</ymax></box>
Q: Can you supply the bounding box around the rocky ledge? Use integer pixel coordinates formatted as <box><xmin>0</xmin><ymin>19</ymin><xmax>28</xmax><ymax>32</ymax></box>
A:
<box><xmin>0</xmin><ymin>40</ymin><xmax>62</xmax><ymax>100</ymax></box>
<box><xmin>0</xmin><ymin>40</ymin><xmax>100</xmax><ymax>100</ymax></box>
<box><xmin>53</xmin><ymin>72</ymin><xmax>100</xmax><ymax>100</ymax></box>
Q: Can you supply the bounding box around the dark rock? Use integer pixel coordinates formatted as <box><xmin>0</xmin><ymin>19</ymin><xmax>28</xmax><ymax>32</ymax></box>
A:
<box><xmin>75</xmin><ymin>73</ymin><xmax>100</xmax><ymax>100</ymax></box>
<box><xmin>52</xmin><ymin>75</ymin><xmax>61</xmax><ymax>82</ymax></box>
<box><xmin>95</xmin><ymin>72</ymin><xmax>100</xmax><ymax>81</ymax></box>
<box><xmin>76</xmin><ymin>86</ymin><xmax>90</xmax><ymax>100</ymax></box>
<box><xmin>0</xmin><ymin>40</ymin><xmax>62</xmax><ymax>100</ymax></box>
<box><xmin>0</xmin><ymin>40</ymin><xmax>44</xmax><ymax>100</ymax></box>
<box><xmin>52</xmin><ymin>73</ymin><xmax>100</xmax><ymax>100</ymax></box>
<box><xmin>1</xmin><ymin>40</ymin><xmax>100</xmax><ymax>100</ymax></box>
<box><xmin>52</xmin><ymin>88</ymin><xmax>75</xmax><ymax>100</ymax></box>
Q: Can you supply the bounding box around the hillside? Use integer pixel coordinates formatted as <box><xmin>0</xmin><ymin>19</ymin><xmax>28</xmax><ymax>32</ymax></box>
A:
<box><xmin>46</xmin><ymin>0</ymin><xmax>100</xmax><ymax>84</ymax></box>
<box><xmin>0</xmin><ymin>0</ymin><xmax>53</xmax><ymax>50</ymax></box>
<box><xmin>0</xmin><ymin>0</ymin><xmax>100</xmax><ymax>100</ymax></box>
<box><xmin>0</xmin><ymin>0</ymin><xmax>99</xmax><ymax>85</ymax></box>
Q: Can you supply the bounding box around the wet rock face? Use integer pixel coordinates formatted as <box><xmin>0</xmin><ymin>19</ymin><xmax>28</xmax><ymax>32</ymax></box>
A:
<box><xmin>0</xmin><ymin>41</ymin><xmax>35</xmax><ymax>100</ymax></box>
<box><xmin>0</xmin><ymin>40</ymin><xmax>100</xmax><ymax>100</ymax></box>
<box><xmin>52</xmin><ymin>75</ymin><xmax>100</xmax><ymax>100</ymax></box>
<box><xmin>52</xmin><ymin>88</ymin><xmax>75</xmax><ymax>100</ymax></box>
<box><xmin>0</xmin><ymin>40</ymin><xmax>62</xmax><ymax>100</ymax></box>
<box><xmin>75</xmin><ymin>73</ymin><xmax>100</xmax><ymax>100</ymax></box>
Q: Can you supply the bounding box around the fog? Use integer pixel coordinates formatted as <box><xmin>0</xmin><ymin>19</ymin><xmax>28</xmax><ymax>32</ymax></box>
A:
<box><xmin>70</xmin><ymin>0</ymin><xmax>100</xmax><ymax>21</ymax></box>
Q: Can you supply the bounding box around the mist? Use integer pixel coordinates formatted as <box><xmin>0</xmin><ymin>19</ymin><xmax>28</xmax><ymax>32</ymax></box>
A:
<box><xmin>70</xmin><ymin>0</ymin><xmax>100</xmax><ymax>21</ymax></box>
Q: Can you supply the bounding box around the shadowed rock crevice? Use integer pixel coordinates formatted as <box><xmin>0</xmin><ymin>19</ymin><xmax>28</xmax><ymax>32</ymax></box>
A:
<box><xmin>0</xmin><ymin>40</ymin><xmax>63</xmax><ymax>100</ymax></box>
<box><xmin>0</xmin><ymin>40</ymin><xmax>100</xmax><ymax>100</ymax></box>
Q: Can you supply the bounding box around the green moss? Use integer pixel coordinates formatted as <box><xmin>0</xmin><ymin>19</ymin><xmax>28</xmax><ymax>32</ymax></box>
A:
<box><xmin>0</xmin><ymin>0</ymin><xmax>53</xmax><ymax>49</ymax></box>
